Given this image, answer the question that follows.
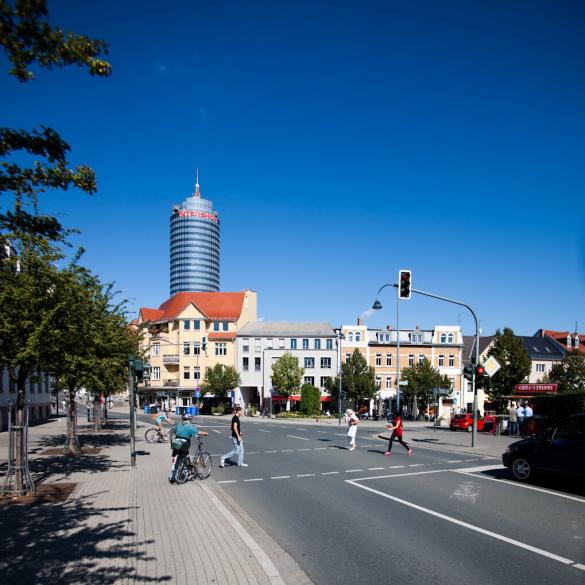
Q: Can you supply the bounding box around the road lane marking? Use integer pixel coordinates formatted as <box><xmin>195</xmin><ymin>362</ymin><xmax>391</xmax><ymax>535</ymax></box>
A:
<box><xmin>258</xmin><ymin>429</ymin><xmax>271</xmax><ymax>433</ymax></box>
<box><xmin>217</xmin><ymin>480</ymin><xmax>238</xmax><ymax>484</ymax></box>
<box><xmin>452</xmin><ymin>469</ymin><xmax>585</xmax><ymax>503</ymax></box>
<box><xmin>287</xmin><ymin>435</ymin><xmax>309</xmax><ymax>441</ymax></box>
<box><xmin>346</xmin><ymin>477</ymin><xmax>577</xmax><ymax>569</ymax></box>
<box><xmin>368</xmin><ymin>467</ymin><xmax>385</xmax><ymax>470</ymax></box>
<box><xmin>574</xmin><ymin>564</ymin><xmax>585</xmax><ymax>571</ymax></box>
<box><xmin>244</xmin><ymin>478</ymin><xmax>263</xmax><ymax>482</ymax></box>
<box><xmin>334</xmin><ymin>433</ymin><xmax>346</xmax><ymax>437</ymax></box>
<box><xmin>345</xmin><ymin>469</ymin><xmax>363</xmax><ymax>473</ymax></box>
<box><xmin>316</xmin><ymin>430</ymin><xmax>327</xmax><ymax>433</ymax></box>
<box><xmin>351</xmin><ymin>470</ymin><xmax>446</xmax><ymax>482</ymax></box>
<box><xmin>264</xmin><ymin>450</ymin><xmax>278</xmax><ymax>453</ymax></box>
<box><xmin>322</xmin><ymin>471</ymin><xmax>339</xmax><ymax>475</ymax></box>
<box><xmin>409</xmin><ymin>464</ymin><xmax>424</xmax><ymax>467</ymax></box>
<box><xmin>271</xmin><ymin>475</ymin><xmax>291</xmax><ymax>480</ymax></box>
<box><xmin>447</xmin><ymin>460</ymin><xmax>463</xmax><ymax>463</ymax></box>
<box><xmin>297</xmin><ymin>448</ymin><xmax>311</xmax><ymax>451</ymax></box>
<box><xmin>297</xmin><ymin>474</ymin><xmax>316</xmax><ymax>477</ymax></box>
<box><xmin>389</xmin><ymin>465</ymin><xmax>404</xmax><ymax>469</ymax></box>
<box><xmin>281</xmin><ymin>449</ymin><xmax>294</xmax><ymax>452</ymax></box>
<box><xmin>295</xmin><ymin>428</ymin><xmax>308</xmax><ymax>431</ymax></box>
<box><xmin>314</xmin><ymin>447</ymin><xmax>327</xmax><ymax>450</ymax></box>
<box><xmin>212</xmin><ymin>429</ymin><xmax>222</xmax><ymax>434</ymax></box>
<box><xmin>453</xmin><ymin>464</ymin><xmax>504</xmax><ymax>473</ymax></box>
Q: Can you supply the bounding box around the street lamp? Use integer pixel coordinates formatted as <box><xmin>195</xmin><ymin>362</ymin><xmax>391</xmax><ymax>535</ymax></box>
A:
<box><xmin>336</xmin><ymin>327</ymin><xmax>345</xmax><ymax>425</ymax></box>
<box><xmin>372</xmin><ymin>283</ymin><xmax>401</xmax><ymax>414</ymax></box>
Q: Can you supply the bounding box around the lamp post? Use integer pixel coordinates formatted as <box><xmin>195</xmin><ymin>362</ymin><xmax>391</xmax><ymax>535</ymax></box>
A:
<box><xmin>372</xmin><ymin>283</ymin><xmax>480</xmax><ymax>447</ymax></box>
<box><xmin>336</xmin><ymin>327</ymin><xmax>345</xmax><ymax>426</ymax></box>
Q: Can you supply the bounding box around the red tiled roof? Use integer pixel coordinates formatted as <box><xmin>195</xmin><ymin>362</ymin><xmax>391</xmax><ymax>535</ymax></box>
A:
<box><xmin>208</xmin><ymin>332</ymin><xmax>237</xmax><ymax>340</ymax></box>
<box><xmin>542</xmin><ymin>330</ymin><xmax>585</xmax><ymax>353</ymax></box>
<box><xmin>139</xmin><ymin>291</ymin><xmax>246</xmax><ymax>323</ymax></box>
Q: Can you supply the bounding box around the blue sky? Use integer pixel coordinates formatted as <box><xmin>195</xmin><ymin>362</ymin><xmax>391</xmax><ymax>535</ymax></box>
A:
<box><xmin>2</xmin><ymin>0</ymin><xmax>584</xmax><ymax>337</ymax></box>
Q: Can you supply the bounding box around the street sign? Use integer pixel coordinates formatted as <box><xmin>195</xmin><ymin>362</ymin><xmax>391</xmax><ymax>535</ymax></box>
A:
<box><xmin>483</xmin><ymin>356</ymin><xmax>501</xmax><ymax>378</ymax></box>
<box><xmin>514</xmin><ymin>383</ymin><xmax>558</xmax><ymax>394</ymax></box>
<box><xmin>195</xmin><ymin>386</ymin><xmax>201</xmax><ymax>398</ymax></box>
<box><xmin>399</xmin><ymin>380</ymin><xmax>409</xmax><ymax>386</ymax></box>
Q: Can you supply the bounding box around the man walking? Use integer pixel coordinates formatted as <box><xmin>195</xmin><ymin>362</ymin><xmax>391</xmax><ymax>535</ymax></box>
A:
<box><xmin>515</xmin><ymin>402</ymin><xmax>525</xmax><ymax>437</ymax></box>
<box><xmin>220</xmin><ymin>406</ymin><xmax>248</xmax><ymax>468</ymax></box>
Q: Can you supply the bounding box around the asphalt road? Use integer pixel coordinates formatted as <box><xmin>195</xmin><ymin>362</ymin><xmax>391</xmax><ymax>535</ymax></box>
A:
<box><xmin>133</xmin><ymin>413</ymin><xmax>585</xmax><ymax>585</ymax></box>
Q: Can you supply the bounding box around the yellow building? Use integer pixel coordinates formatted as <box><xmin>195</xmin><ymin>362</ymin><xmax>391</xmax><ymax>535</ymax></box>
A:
<box><xmin>137</xmin><ymin>290</ymin><xmax>257</xmax><ymax>411</ymax></box>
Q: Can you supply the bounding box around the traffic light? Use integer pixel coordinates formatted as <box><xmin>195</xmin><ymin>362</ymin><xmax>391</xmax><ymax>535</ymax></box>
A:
<box><xmin>132</xmin><ymin>359</ymin><xmax>144</xmax><ymax>382</ymax></box>
<box><xmin>475</xmin><ymin>365</ymin><xmax>486</xmax><ymax>389</ymax></box>
<box><xmin>398</xmin><ymin>270</ymin><xmax>412</xmax><ymax>299</ymax></box>
<box><xmin>463</xmin><ymin>365</ymin><xmax>474</xmax><ymax>381</ymax></box>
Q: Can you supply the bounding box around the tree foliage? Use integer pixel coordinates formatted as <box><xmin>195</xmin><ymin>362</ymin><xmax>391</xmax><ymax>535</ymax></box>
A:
<box><xmin>341</xmin><ymin>349</ymin><xmax>377</xmax><ymax>406</ymax></box>
<box><xmin>547</xmin><ymin>350</ymin><xmax>585</xmax><ymax>394</ymax></box>
<box><xmin>400</xmin><ymin>358</ymin><xmax>451</xmax><ymax>410</ymax></box>
<box><xmin>271</xmin><ymin>352</ymin><xmax>304</xmax><ymax>397</ymax></box>
<box><xmin>201</xmin><ymin>363</ymin><xmax>241</xmax><ymax>401</ymax></box>
<box><xmin>300</xmin><ymin>384</ymin><xmax>321</xmax><ymax>416</ymax></box>
<box><xmin>487</xmin><ymin>328</ymin><xmax>532</xmax><ymax>413</ymax></box>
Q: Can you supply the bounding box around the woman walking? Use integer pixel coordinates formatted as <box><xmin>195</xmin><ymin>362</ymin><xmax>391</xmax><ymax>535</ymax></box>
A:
<box><xmin>346</xmin><ymin>408</ymin><xmax>359</xmax><ymax>451</ymax></box>
<box><xmin>385</xmin><ymin>411</ymin><xmax>412</xmax><ymax>456</ymax></box>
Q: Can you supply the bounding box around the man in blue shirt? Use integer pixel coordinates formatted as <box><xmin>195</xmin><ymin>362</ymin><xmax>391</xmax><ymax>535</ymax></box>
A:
<box><xmin>169</xmin><ymin>415</ymin><xmax>208</xmax><ymax>482</ymax></box>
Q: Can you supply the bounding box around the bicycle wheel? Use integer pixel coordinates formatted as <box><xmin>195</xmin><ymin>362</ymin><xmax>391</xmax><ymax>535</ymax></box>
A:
<box><xmin>196</xmin><ymin>451</ymin><xmax>212</xmax><ymax>479</ymax></box>
<box><xmin>145</xmin><ymin>428</ymin><xmax>159</xmax><ymax>443</ymax></box>
<box><xmin>175</xmin><ymin>454</ymin><xmax>190</xmax><ymax>484</ymax></box>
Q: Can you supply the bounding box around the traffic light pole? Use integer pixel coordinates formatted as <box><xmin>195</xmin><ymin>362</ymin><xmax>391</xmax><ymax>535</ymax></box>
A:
<box><xmin>407</xmin><ymin>287</ymin><xmax>480</xmax><ymax>447</ymax></box>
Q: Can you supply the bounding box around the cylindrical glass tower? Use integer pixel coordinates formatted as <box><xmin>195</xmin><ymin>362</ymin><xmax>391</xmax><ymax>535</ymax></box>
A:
<box><xmin>170</xmin><ymin>176</ymin><xmax>220</xmax><ymax>294</ymax></box>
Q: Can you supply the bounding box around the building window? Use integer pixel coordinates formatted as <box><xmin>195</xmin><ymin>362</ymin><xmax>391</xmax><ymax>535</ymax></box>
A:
<box><xmin>304</xmin><ymin>376</ymin><xmax>315</xmax><ymax>386</ymax></box>
<box><xmin>243</xmin><ymin>357</ymin><xmax>249</xmax><ymax>371</ymax></box>
<box><xmin>449</xmin><ymin>354</ymin><xmax>455</xmax><ymax>367</ymax></box>
<box><xmin>291</xmin><ymin>338</ymin><xmax>297</xmax><ymax>349</ymax></box>
<box><xmin>255</xmin><ymin>357</ymin><xmax>261</xmax><ymax>371</ymax></box>
<box><xmin>321</xmin><ymin>357</ymin><xmax>331</xmax><ymax>369</ymax></box>
<box><xmin>326</xmin><ymin>339</ymin><xmax>333</xmax><ymax>350</ymax></box>
<box><xmin>267</xmin><ymin>338</ymin><xmax>274</xmax><ymax>349</ymax></box>
<box><xmin>412</xmin><ymin>333</ymin><xmax>422</xmax><ymax>343</ymax></box>
<box><xmin>315</xmin><ymin>339</ymin><xmax>321</xmax><ymax>350</ymax></box>
<box><xmin>183</xmin><ymin>342</ymin><xmax>190</xmax><ymax>355</ymax></box>
<box><xmin>151</xmin><ymin>342</ymin><xmax>160</xmax><ymax>357</ymax></box>
<box><xmin>278</xmin><ymin>338</ymin><xmax>285</xmax><ymax>349</ymax></box>
<box><xmin>448</xmin><ymin>333</ymin><xmax>454</xmax><ymax>344</ymax></box>
<box><xmin>183</xmin><ymin>367</ymin><xmax>190</xmax><ymax>380</ymax></box>
<box><xmin>320</xmin><ymin>376</ymin><xmax>330</xmax><ymax>388</ymax></box>
<box><xmin>386</xmin><ymin>377</ymin><xmax>392</xmax><ymax>389</ymax></box>
<box><xmin>348</xmin><ymin>332</ymin><xmax>353</xmax><ymax>342</ymax></box>
<box><xmin>375</xmin><ymin>376</ymin><xmax>382</xmax><ymax>387</ymax></box>
<box><xmin>438</xmin><ymin>354</ymin><xmax>444</xmax><ymax>367</ymax></box>
<box><xmin>408</xmin><ymin>354</ymin><xmax>414</xmax><ymax>366</ymax></box>
<box><xmin>345</xmin><ymin>353</ymin><xmax>351</xmax><ymax>364</ymax></box>
<box><xmin>193</xmin><ymin>369</ymin><xmax>201</xmax><ymax>380</ymax></box>
<box><xmin>302</xmin><ymin>339</ymin><xmax>309</xmax><ymax>349</ymax></box>
<box><xmin>152</xmin><ymin>367</ymin><xmax>161</xmax><ymax>381</ymax></box>
<box><xmin>536</xmin><ymin>363</ymin><xmax>546</xmax><ymax>373</ymax></box>
<box><xmin>243</xmin><ymin>338</ymin><xmax>249</xmax><ymax>353</ymax></box>
<box><xmin>375</xmin><ymin>353</ymin><xmax>382</xmax><ymax>366</ymax></box>
<box><xmin>386</xmin><ymin>354</ymin><xmax>392</xmax><ymax>366</ymax></box>
<box><xmin>194</xmin><ymin>320</ymin><xmax>200</xmax><ymax>330</ymax></box>
<box><xmin>213</xmin><ymin>321</ymin><xmax>220</xmax><ymax>331</ymax></box>
<box><xmin>215</xmin><ymin>343</ymin><xmax>227</xmax><ymax>356</ymax></box>
<box><xmin>418</xmin><ymin>354</ymin><xmax>425</xmax><ymax>364</ymax></box>
<box><xmin>184</xmin><ymin>320</ymin><xmax>190</xmax><ymax>330</ymax></box>
<box><xmin>304</xmin><ymin>357</ymin><xmax>315</xmax><ymax>368</ymax></box>
<box><xmin>194</xmin><ymin>343</ymin><xmax>201</xmax><ymax>355</ymax></box>
<box><xmin>355</xmin><ymin>332</ymin><xmax>361</xmax><ymax>342</ymax></box>
<box><xmin>440</xmin><ymin>333</ymin><xmax>446</xmax><ymax>343</ymax></box>
<box><xmin>223</xmin><ymin>321</ymin><xmax>229</xmax><ymax>331</ymax></box>
<box><xmin>254</xmin><ymin>338</ymin><xmax>261</xmax><ymax>352</ymax></box>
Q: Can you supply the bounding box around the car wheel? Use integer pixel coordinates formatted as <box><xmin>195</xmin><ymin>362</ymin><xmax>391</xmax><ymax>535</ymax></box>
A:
<box><xmin>511</xmin><ymin>457</ymin><xmax>532</xmax><ymax>481</ymax></box>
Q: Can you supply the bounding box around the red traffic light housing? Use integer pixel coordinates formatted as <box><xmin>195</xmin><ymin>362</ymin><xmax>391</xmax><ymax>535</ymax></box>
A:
<box><xmin>398</xmin><ymin>269</ymin><xmax>412</xmax><ymax>299</ymax></box>
<box><xmin>476</xmin><ymin>366</ymin><xmax>486</xmax><ymax>377</ymax></box>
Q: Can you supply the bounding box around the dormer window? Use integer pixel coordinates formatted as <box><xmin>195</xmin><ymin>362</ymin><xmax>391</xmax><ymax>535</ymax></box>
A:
<box><xmin>567</xmin><ymin>335</ymin><xmax>572</xmax><ymax>348</ymax></box>
<box><xmin>440</xmin><ymin>333</ymin><xmax>447</xmax><ymax>344</ymax></box>
<box><xmin>355</xmin><ymin>332</ymin><xmax>361</xmax><ymax>343</ymax></box>
<box><xmin>447</xmin><ymin>333</ymin><xmax>454</xmax><ymax>344</ymax></box>
<box><xmin>575</xmin><ymin>335</ymin><xmax>580</xmax><ymax>349</ymax></box>
<box><xmin>348</xmin><ymin>332</ymin><xmax>354</xmax><ymax>343</ymax></box>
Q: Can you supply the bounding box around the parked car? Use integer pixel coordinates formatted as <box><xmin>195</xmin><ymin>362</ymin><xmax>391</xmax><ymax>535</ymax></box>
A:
<box><xmin>449</xmin><ymin>413</ymin><xmax>485</xmax><ymax>432</ymax></box>
<box><xmin>502</xmin><ymin>413</ymin><xmax>585</xmax><ymax>482</ymax></box>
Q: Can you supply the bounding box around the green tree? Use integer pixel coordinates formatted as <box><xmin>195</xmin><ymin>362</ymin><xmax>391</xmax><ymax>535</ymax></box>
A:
<box><xmin>400</xmin><ymin>359</ymin><xmax>451</xmax><ymax>414</ymax></box>
<box><xmin>547</xmin><ymin>350</ymin><xmax>585</xmax><ymax>394</ymax></box>
<box><xmin>341</xmin><ymin>349</ymin><xmax>377</xmax><ymax>407</ymax></box>
<box><xmin>487</xmin><ymin>328</ymin><xmax>532</xmax><ymax>413</ymax></box>
<box><xmin>300</xmin><ymin>384</ymin><xmax>321</xmax><ymax>416</ymax></box>
<box><xmin>201</xmin><ymin>363</ymin><xmax>241</xmax><ymax>403</ymax></box>
<box><xmin>271</xmin><ymin>352</ymin><xmax>304</xmax><ymax>403</ymax></box>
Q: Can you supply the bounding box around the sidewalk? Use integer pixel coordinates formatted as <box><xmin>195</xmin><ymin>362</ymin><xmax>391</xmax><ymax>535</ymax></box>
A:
<box><xmin>0</xmin><ymin>415</ymin><xmax>312</xmax><ymax>585</ymax></box>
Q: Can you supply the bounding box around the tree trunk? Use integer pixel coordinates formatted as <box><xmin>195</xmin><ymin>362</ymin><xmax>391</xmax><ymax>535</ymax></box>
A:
<box><xmin>64</xmin><ymin>384</ymin><xmax>80</xmax><ymax>454</ymax></box>
<box><xmin>92</xmin><ymin>398</ymin><xmax>102</xmax><ymax>431</ymax></box>
<box><xmin>12</xmin><ymin>370</ymin><xmax>34</xmax><ymax>495</ymax></box>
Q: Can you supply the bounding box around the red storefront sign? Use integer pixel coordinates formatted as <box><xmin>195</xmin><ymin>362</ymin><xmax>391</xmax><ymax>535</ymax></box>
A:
<box><xmin>514</xmin><ymin>383</ymin><xmax>558</xmax><ymax>394</ymax></box>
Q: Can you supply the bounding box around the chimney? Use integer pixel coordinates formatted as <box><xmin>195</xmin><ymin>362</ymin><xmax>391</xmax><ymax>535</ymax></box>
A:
<box><xmin>357</xmin><ymin>318</ymin><xmax>363</xmax><ymax>326</ymax></box>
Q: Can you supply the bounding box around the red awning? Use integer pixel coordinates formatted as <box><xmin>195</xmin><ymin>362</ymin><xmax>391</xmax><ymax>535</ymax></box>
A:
<box><xmin>271</xmin><ymin>395</ymin><xmax>331</xmax><ymax>402</ymax></box>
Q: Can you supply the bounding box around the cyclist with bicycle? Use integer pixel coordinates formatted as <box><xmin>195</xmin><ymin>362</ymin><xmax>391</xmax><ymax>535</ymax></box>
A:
<box><xmin>170</xmin><ymin>415</ymin><xmax>208</xmax><ymax>482</ymax></box>
<box><xmin>152</xmin><ymin>409</ymin><xmax>174</xmax><ymax>439</ymax></box>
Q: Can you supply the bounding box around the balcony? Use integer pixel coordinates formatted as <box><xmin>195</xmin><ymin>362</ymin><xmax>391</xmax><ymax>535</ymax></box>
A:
<box><xmin>163</xmin><ymin>354</ymin><xmax>180</xmax><ymax>364</ymax></box>
<box><xmin>163</xmin><ymin>378</ymin><xmax>180</xmax><ymax>387</ymax></box>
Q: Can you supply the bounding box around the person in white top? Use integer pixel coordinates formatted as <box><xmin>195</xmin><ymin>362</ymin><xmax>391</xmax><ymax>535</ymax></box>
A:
<box><xmin>523</xmin><ymin>403</ymin><xmax>534</xmax><ymax>436</ymax></box>
<box><xmin>345</xmin><ymin>409</ymin><xmax>359</xmax><ymax>451</ymax></box>
<box><xmin>508</xmin><ymin>402</ymin><xmax>518</xmax><ymax>436</ymax></box>
<box><xmin>515</xmin><ymin>403</ymin><xmax>525</xmax><ymax>436</ymax></box>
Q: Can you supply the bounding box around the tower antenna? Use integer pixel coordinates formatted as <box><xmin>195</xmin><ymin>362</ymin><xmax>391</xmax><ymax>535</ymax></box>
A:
<box><xmin>194</xmin><ymin>168</ymin><xmax>201</xmax><ymax>198</ymax></box>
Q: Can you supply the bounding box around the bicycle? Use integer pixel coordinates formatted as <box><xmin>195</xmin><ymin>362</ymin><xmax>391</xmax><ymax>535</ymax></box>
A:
<box><xmin>171</xmin><ymin>436</ymin><xmax>212</xmax><ymax>484</ymax></box>
<box><xmin>145</xmin><ymin>422</ymin><xmax>176</xmax><ymax>444</ymax></box>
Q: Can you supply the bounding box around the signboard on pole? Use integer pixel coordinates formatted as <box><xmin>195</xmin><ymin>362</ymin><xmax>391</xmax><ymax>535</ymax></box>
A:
<box><xmin>483</xmin><ymin>356</ymin><xmax>501</xmax><ymax>378</ymax></box>
<box><xmin>195</xmin><ymin>387</ymin><xmax>201</xmax><ymax>398</ymax></box>
<box><xmin>514</xmin><ymin>384</ymin><xmax>558</xmax><ymax>394</ymax></box>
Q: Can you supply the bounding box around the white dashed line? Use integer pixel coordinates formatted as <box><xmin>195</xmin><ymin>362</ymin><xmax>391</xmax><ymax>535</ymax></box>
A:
<box><xmin>345</xmin><ymin>469</ymin><xmax>363</xmax><ymax>473</ymax></box>
<box><xmin>389</xmin><ymin>465</ymin><xmax>404</xmax><ymax>469</ymax></box>
<box><xmin>314</xmin><ymin>447</ymin><xmax>327</xmax><ymax>450</ymax></box>
<box><xmin>322</xmin><ymin>471</ymin><xmax>339</xmax><ymax>475</ymax></box>
<box><xmin>212</xmin><ymin>429</ymin><xmax>222</xmax><ymax>434</ymax></box>
<box><xmin>281</xmin><ymin>449</ymin><xmax>294</xmax><ymax>452</ymax></box>
<box><xmin>271</xmin><ymin>475</ymin><xmax>291</xmax><ymax>480</ymax></box>
<box><xmin>217</xmin><ymin>480</ymin><xmax>238</xmax><ymax>484</ymax></box>
<box><xmin>244</xmin><ymin>478</ymin><xmax>263</xmax><ymax>482</ymax></box>
<box><xmin>297</xmin><ymin>474</ymin><xmax>316</xmax><ymax>478</ymax></box>
<box><xmin>264</xmin><ymin>450</ymin><xmax>278</xmax><ymax>453</ymax></box>
<box><xmin>409</xmin><ymin>464</ymin><xmax>424</xmax><ymax>467</ymax></box>
<box><xmin>297</xmin><ymin>448</ymin><xmax>311</xmax><ymax>451</ymax></box>
<box><xmin>258</xmin><ymin>429</ymin><xmax>271</xmax><ymax>433</ymax></box>
<box><xmin>447</xmin><ymin>460</ymin><xmax>463</xmax><ymax>463</ymax></box>
<box><xmin>368</xmin><ymin>467</ymin><xmax>385</xmax><ymax>471</ymax></box>
<box><xmin>287</xmin><ymin>435</ymin><xmax>309</xmax><ymax>441</ymax></box>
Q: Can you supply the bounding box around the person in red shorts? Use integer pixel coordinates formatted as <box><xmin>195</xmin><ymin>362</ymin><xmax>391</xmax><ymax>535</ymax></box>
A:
<box><xmin>384</xmin><ymin>411</ymin><xmax>412</xmax><ymax>456</ymax></box>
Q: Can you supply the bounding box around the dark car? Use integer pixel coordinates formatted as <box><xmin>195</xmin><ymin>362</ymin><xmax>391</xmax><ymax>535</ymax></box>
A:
<box><xmin>502</xmin><ymin>413</ymin><xmax>585</xmax><ymax>482</ymax></box>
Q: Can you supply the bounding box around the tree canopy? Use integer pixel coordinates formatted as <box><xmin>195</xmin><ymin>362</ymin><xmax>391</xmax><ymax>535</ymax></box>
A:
<box><xmin>271</xmin><ymin>352</ymin><xmax>304</xmax><ymax>397</ymax></box>
<box><xmin>201</xmin><ymin>363</ymin><xmax>241</xmax><ymax>401</ymax></box>
<box><xmin>547</xmin><ymin>350</ymin><xmax>585</xmax><ymax>394</ymax></box>
<box><xmin>400</xmin><ymin>358</ymin><xmax>451</xmax><ymax>411</ymax></box>
<box><xmin>341</xmin><ymin>349</ymin><xmax>377</xmax><ymax>406</ymax></box>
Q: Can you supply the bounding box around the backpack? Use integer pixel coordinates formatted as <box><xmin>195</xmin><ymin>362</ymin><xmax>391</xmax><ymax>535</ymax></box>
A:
<box><xmin>171</xmin><ymin>437</ymin><xmax>190</xmax><ymax>452</ymax></box>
